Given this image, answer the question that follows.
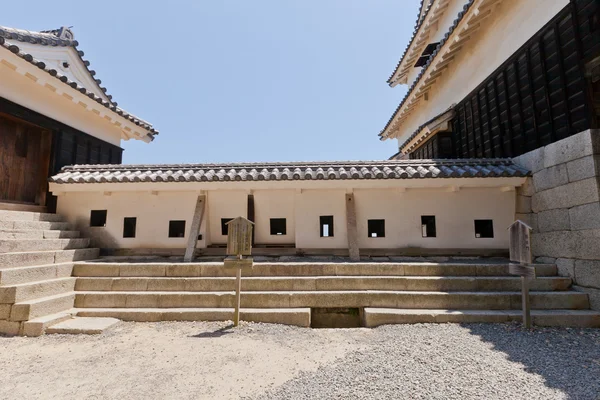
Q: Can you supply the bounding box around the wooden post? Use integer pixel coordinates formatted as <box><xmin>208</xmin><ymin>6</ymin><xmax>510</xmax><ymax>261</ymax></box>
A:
<box><xmin>224</xmin><ymin>217</ymin><xmax>254</xmax><ymax>327</ymax></box>
<box><xmin>521</xmin><ymin>276</ymin><xmax>531</xmax><ymax>329</ymax></box>
<box><xmin>345</xmin><ymin>193</ymin><xmax>360</xmax><ymax>261</ymax></box>
<box><xmin>184</xmin><ymin>195</ymin><xmax>206</xmax><ymax>262</ymax></box>
<box><xmin>508</xmin><ymin>220</ymin><xmax>535</xmax><ymax>329</ymax></box>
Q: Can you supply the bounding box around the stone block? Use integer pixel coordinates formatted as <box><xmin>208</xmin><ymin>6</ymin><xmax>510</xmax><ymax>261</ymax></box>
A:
<box><xmin>573</xmin><ymin>285</ymin><xmax>600</xmax><ymax>311</ymax></box>
<box><xmin>517</xmin><ymin>178</ymin><xmax>536</xmax><ymax>197</ymax></box>
<box><xmin>569</xmin><ymin>202</ymin><xmax>600</xmax><ymax>230</ymax></box>
<box><xmin>574</xmin><ymin>260</ymin><xmax>600</xmax><ymax>289</ymax></box>
<box><xmin>566</xmin><ymin>155</ymin><xmax>600</xmax><ymax>183</ymax></box>
<box><xmin>512</xmin><ymin>147</ymin><xmax>545</xmax><ymax>173</ymax></box>
<box><xmin>556</xmin><ymin>258</ymin><xmax>575</xmax><ymax>279</ymax></box>
<box><xmin>535</xmin><ymin>257</ymin><xmax>557</xmax><ymax>264</ymax></box>
<box><xmin>516</xmin><ymin>195</ymin><xmax>532</xmax><ymax>213</ymax></box>
<box><xmin>533</xmin><ymin>164</ymin><xmax>569</xmax><ymax>192</ymax></box>
<box><xmin>537</xmin><ymin>209</ymin><xmax>570</xmax><ymax>233</ymax></box>
<box><xmin>543</xmin><ymin>129</ymin><xmax>598</xmax><ymax>168</ymax></box>
<box><xmin>0</xmin><ymin>320</ymin><xmax>22</xmax><ymax>336</ymax></box>
<box><xmin>0</xmin><ymin>304</ymin><xmax>11</xmax><ymax>319</ymax></box>
<box><xmin>532</xmin><ymin>178</ymin><xmax>599</xmax><ymax>212</ymax></box>
<box><xmin>532</xmin><ymin>229</ymin><xmax>600</xmax><ymax>259</ymax></box>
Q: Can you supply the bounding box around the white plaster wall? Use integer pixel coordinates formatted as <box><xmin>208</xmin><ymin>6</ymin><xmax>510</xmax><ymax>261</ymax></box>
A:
<box><xmin>57</xmin><ymin>191</ymin><xmax>204</xmax><ymax>248</ymax></box>
<box><xmin>354</xmin><ymin>187</ymin><xmax>515</xmax><ymax>249</ymax></box>
<box><xmin>207</xmin><ymin>190</ymin><xmax>248</xmax><ymax>244</ymax></box>
<box><xmin>55</xmin><ymin>184</ymin><xmax>517</xmax><ymax>250</ymax></box>
<box><xmin>254</xmin><ymin>190</ymin><xmax>296</xmax><ymax>245</ymax></box>
<box><xmin>406</xmin><ymin>0</ymin><xmax>466</xmax><ymax>85</ymax></box>
<box><xmin>396</xmin><ymin>0</ymin><xmax>569</xmax><ymax>148</ymax></box>
<box><xmin>295</xmin><ymin>190</ymin><xmax>348</xmax><ymax>249</ymax></box>
<box><xmin>0</xmin><ymin>63</ymin><xmax>123</xmax><ymax>146</ymax></box>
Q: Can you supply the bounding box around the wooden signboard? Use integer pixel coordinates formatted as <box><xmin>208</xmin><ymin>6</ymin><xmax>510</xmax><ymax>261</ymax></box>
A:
<box><xmin>224</xmin><ymin>216</ymin><xmax>254</xmax><ymax>327</ymax></box>
<box><xmin>226</xmin><ymin>217</ymin><xmax>254</xmax><ymax>256</ymax></box>
<box><xmin>508</xmin><ymin>220</ymin><xmax>533</xmax><ymax>264</ymax></box>
<box><xmin>508</xmin><ymin>220</ymin><xmax>535</xmax><ymax>329</ymax></box>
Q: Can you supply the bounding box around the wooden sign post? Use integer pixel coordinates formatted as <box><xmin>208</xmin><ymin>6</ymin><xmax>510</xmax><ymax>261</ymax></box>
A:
<box><xmin>508</xmin><ymin>220</ymin><xmax>535</xmax><ymax>329</ymax></box>
<box><xmin>223</xmin><ymin>217</ymin><xmax>254</xmax><ymax>327</ymax></box>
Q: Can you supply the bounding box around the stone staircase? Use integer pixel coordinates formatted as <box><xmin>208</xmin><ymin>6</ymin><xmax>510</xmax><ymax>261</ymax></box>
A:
<box><xmin>0</xmin><ymin>210</ymin><xmax>100</xmax><ymax>336</ymax></box>
<box><xmin>71</xmin><ymin>261</ymin><xmax>600</xmax><ymax>328</ymax></box>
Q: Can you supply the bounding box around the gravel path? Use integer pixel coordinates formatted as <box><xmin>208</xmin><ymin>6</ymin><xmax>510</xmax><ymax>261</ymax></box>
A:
<box><xmin>1</xmin><ymin>322</ymin><xmax>598</xmax><ymax>399</ymax></box>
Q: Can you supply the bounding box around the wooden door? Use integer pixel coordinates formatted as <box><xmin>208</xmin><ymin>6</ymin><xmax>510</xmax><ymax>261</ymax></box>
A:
<box><xmin>0</xmin><ymin>113</ymin><xmax>52</xmax><ymax>205</ymax></box>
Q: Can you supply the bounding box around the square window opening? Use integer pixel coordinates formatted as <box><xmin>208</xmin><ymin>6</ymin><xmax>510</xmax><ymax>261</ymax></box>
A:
<box><xmin>270</xmin><ymin>218</ymin><xmax>287</xmax><ymax>235</ymax></box>
<box><xmin>123</xmin><ymin>217</ymin><xmax>137</xmax><ymax>238</ymax></box>
<box><xmin>221</xmin><ymin>218</ymin><xmax>233</xmax><ymax>236</ymax></box>
<box><xmin>368</xmin><ymin>219</ymin><xmax>385</xmax><ymax>238</ymax></box>
<box><xmin>169</xmin><ymin>220</ymin><xmax>186</xmax><ymax>238</ymax></box>
<box><xmin>90</xmin><ymin>210</ymin><xmax>107</xmax><ymax>227</ymax></box>
<box><xmin>320</xmin><ymin>216</ymin><xmax>334</xmax><ymax>237</ymax></box>
<box><xmin>421</xmin><ymin>216</ymin><xmax>436</xmax><ymax>238</ymax></box>
<box><xmin>475</xmin><ymin>219</ymin><xmax>494</xmax><ymax>238</ymax></box>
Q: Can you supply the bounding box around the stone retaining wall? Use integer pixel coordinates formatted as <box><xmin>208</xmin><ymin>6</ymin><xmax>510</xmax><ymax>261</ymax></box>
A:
<box><xmin>513</xmin><ymin>129</ymin><xmax>600</xmax><ymax>310</ymax></box>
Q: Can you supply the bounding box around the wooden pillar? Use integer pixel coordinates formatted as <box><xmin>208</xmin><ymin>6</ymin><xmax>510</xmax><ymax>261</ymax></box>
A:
<box><xmin>247</xmin><ymin>194</ymin><xmax>255</xmax><ymax>245</ymax></box>
<box><xmin>184</xmin><ymin>195</ymin><xmax>206</xmax><ymax>262</ymax></box>
<box><xmin>345</xmin><ymin>193</ymin><xmax>360</xmax><ymax>261</ymax></box>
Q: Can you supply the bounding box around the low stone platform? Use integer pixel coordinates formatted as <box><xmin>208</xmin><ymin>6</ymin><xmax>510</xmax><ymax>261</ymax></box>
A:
<box><xmin>46</xmin><ymin>317</ymin><xmax>120</xmax><ymax>335</ymax></box>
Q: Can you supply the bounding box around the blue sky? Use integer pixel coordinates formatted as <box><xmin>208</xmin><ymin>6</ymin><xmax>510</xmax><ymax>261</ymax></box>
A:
<box><xmin>3</xmin><ymin>1</ymin><xmax>418</xmax><ymax>164</ymax></box>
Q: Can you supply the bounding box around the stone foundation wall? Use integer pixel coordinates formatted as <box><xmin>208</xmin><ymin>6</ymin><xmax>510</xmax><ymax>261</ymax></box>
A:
<box><xmin>513</xmin><ymin>129</ymin><xmax>600</xmax><ymax>310</ymax></box>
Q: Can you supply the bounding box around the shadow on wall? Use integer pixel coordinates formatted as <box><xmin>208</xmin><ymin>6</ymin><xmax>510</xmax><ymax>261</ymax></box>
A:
<box><xmin>74</xmin><ymin>216</ymin><xmax>120</xmax><ymax>249</ymax></box>
<box><xmin>464</xmin><ymin>323</ymin><xmax>600</xmax><ymax>398</ymax></box>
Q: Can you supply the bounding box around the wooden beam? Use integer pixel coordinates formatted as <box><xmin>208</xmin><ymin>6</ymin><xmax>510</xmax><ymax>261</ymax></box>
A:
<box><xmin>345</xmin><ymin>193</ymin><xmax>360</xmax><ymax>261</ymax></box>
<box><xmin>184</xmin><ymin>194</ymin><xmax>206</xmax><ymax>262</ymax></box>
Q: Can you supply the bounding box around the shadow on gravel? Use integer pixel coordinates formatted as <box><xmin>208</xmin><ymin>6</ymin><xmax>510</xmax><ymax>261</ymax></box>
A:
<box><xmin>465</xmin><ymin>323</ymin><xmax>600</xmax><ymax>399</ymax></box>
<box><xmin>190</xmin><ymin>324</ymin><xmax>235</xmax><ymax>338</ymax></box>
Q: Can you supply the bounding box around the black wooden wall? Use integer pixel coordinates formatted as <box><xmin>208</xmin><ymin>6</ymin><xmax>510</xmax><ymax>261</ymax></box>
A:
<box><xmin>410</xmin><ymin>0</ymin><xmax>599</xmax><ymax>159</ymax></box>
<box><xmin>0</xmin><ymin>97</ymin><xmax>123</xmax><ymax>210</ymax></box>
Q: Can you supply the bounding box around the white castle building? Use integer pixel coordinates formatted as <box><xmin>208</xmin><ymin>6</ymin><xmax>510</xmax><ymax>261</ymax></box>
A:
<box><xmin>1</xmin><ymin>0</ymin><xmax>599</xmax><ymax>335</ymax></box>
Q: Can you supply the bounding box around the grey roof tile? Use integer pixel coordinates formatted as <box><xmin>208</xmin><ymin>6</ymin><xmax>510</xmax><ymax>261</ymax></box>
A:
<box><xmin>50</xmin><ymin>159</ymin><xmax>530</xmax><ymax>184</ymax></box>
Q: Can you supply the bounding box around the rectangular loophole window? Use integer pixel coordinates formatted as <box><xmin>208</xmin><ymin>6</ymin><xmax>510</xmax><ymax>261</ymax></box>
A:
<box><xmin>421</xmin><ymin>216</ymin><xmax>436</xmax><ymax>238</ymax></box>
<box><xmin>270</xmin><ymin>218</ymin><xmax>287</xmax><ymax>235</ymax></box>
<box><xmin>368</xmin><ymin>219</ymin><xmax>385</xmax><ymax>238</ymax></box>
<box><xmin>168</xmin><ymin>220</ymin><xmax>186</xmax><ymax>238</ymax></box>
<box><xmin>474</xmin><ymin>220</ymin><xmax>494</xmax><ymax>238</ymax></box>
<box><xmin>221</xmin><ymin>218</ymin><xmax>233</xmax><ymax>236</ymax></box>
<box><xmin>90</xmin><ymin>210</ymin><xmax>107</xmax><ymax>227</ymax></box>
<box><xmin>123</xmin><ymin>217</ymin><xmax>136</xmax><ymax>238</ymax></box>
<box><xmin>320</xmin><ymin>216</ymin><xmax>334</xmax><ymax>237</ymax></box>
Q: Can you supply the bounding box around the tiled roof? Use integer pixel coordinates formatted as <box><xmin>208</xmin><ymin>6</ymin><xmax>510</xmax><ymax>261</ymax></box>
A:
<box><xmin>399</xmin><ymin>105</ymin><xmax>455</xmax><ymax>152</ymax></box>
<box><xmin>380</xmin><ymin>0</ymin><xmax>475</xmax><ymax>140</ymax></box>
<box><xmin>50</xmin><ymin>159</ymin><xmax>530</xmax><ymax>184</ymax></box>
<box><xmin>0</xmin><ymin>26</ymin><xmax>158</xmax><ymax>138</ymax></box>
<box><xmin>387</xmin><ymin>0</ymin><xmax>436</xmax><ymax>85</ymax></box>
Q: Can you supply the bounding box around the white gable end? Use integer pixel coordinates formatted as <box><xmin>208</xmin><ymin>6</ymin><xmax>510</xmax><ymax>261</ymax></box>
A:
<box><xmin>6</xmin><ymin>40</ymin><xmax>110</xmax><ymax>102</ymax></box>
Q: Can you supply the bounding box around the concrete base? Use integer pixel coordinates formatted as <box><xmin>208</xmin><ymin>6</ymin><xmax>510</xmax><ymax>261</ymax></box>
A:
<box><xmin>46</xmin><ymin>317</ymin><xmax>120</xmax><ymax>335</ymax></box>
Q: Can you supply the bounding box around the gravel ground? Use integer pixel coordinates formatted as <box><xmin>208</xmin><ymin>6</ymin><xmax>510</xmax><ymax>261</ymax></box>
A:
<box><xmin>1</xmin><ymin>322</ymin><xmax>599</xmax><ymax>400</ymax></box>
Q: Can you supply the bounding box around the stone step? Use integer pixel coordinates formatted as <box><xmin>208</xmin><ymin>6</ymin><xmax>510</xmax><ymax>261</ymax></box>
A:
<box><xmin>74</xmin><ymin>307</ymin><xmax>311</xmax><ymax>327</ymax></box>
<box><xmin>0</xmin><ymin>229</ymin><xmax>80</xmax><ymax>240</ymax></box>
<box><xmin>21</xmin><ymin>311</ymin><xmax>75</xmax><ymax>337</ymax></box>
<box><xmin>72</xmin><ymin>262</ymin><xmax>558</xmax><ymax>278</ymax></box>
<box><xmin>0</xmin><ymin>211</ymin><xmax>65</xmax><ymax>222</ymax></box>
<box><xmin>0</xmin><ymin>238</ymin><xmax>90</xmax><ymax>253</ymax></box>
<box><xmin>74</xmin><ymin>290</ymin><xmax>590</xmax><ymax>310</ymax></box>
<box><xmin>46</xmin><ymin>317</ymin><xmax>120</xmax><ymax>335</ymax></box>
<box><xmin>10</xmin><ymin>292</ymin><xmax>76</xmax><ymax>321</ymax></box>
<box><xmin>74</xmin><ymin>276</ymin><xmax>572</xmax><ymax>293</ymax></box>
<box><xmin>0</xmin><ymin>248</ymin><xmax>99</xmax><ymax>269</ymax></box>
<box><xmin>0</xmin><ymin>278</ymin><xmax>76</xmax><ymax>303</ymax></box>
<box><xmin>0</xmin><ymin>263</ymin><xmax>74</xmax><ymax>286</ymax></box>
<box><xmin>0</xmin><ymin>220</ymin><xmax>70</xmax><ymax>231</ymax></box>
<box><xmin>363</xmin><ymin>308</ymin><xmax>600</xmax><ymax>328</ymax></box>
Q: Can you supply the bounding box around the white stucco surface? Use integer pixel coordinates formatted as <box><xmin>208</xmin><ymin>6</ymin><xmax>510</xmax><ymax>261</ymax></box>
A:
<box><xmin>393</xmin><ymin>0</ymin><xmax>569</xmax><ymax>150</ymax></box>
<box><xmin>54</xmin><ymin>181</ymin><xmax>519</xmax><ymax>251</ymax></box>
